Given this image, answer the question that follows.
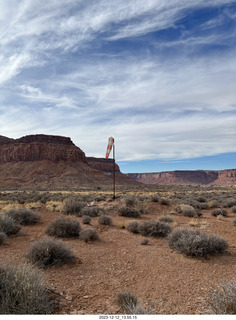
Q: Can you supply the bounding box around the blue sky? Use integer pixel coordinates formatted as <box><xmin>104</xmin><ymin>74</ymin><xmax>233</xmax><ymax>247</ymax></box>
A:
<box><xmin>0</xmin><ymin>1</ymin><xmax>236</xmax><ymax>173</ymax></box>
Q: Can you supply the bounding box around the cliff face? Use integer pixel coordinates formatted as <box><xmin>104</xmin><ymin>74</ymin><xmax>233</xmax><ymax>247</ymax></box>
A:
<box><xmin>87</xmin><ymin>157</ymin><xmax>120</xmax><ymax>173</ymax></box>
<box><xmin>127</xmin><ymin>169</ymin><xmax>236</xmax><ymax>185</ymax></box>
<box><xmin>0</xmin><ymin>134</ymin><xmax>136</xmax><ymax>188</ymax></box>
<box><xmin>0</xmin><ymin>134</ymin><xmax>87</xmax><ymax>163</ymax></box>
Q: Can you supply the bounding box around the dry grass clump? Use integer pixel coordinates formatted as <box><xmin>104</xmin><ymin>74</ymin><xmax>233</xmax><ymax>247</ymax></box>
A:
<box><xmin>138</xmin><ymin>221</ymin><xmax>172</xmax><ymax>238</ymax></box>
<box><xmin>168</xmin><ymin>228</ymin><xmax>228</xmax><ymax>257</ymax></box>
<box><xmin>79</xmin><ymin>229</ymin><xmax>99</xmax><ymax>242</ymax></box>
<box><xmin>46</xmin><ymin>215</ymin><xmax>81</xmax><ymax>238</ymax></box>
<box><xmin>0</xmin><ymin>214</ymin><xmax>21</xmax><ymax>236</ymax></box>
<box><xmin>0</xmin><ymin>263</ymin><xmax>53</xmax><ymax>314</ymax></box>
<box><xmin>26</xmin><ymin>236</ymin><xmax>76</xmax><ymax>268</ymax></box>
<box><xmin>98</xmin><ymin>214</ymin><xmax>112</xmax><ymax>225</ymax></box>
<box><xmin>150</xmin><ymin>195</ymin><xmax>159</xmax><ymax>202</ymax></box>
<box><xmin>207</xmin><ymin>280</ymin><xmax>236</xmax><ymax>314</ymax></box>
<box><xmin>62</xmin><ymin>197</ymin><xmax>86</xmax><ymax>216</ymax></box>
<box><xmin>212</xmin><ymin>208</ymin><xmax>227</xmax><ymax>217</ymax></box>
<box><xmin>116</xmin><ymin>291</ymin><xmax>151</xmax><ymax>314</ymax></box>
<box><xmin>5</xmin><ymin>208</ymin><xmax>41</xmax><ymax>225</ymax></box>
<box><xmin>118</xmin><ymin>206</ymin><xmax>141</xmax><ymax>218</ymax></box>
<box><xmin>159</xmin><ymin>197</ymin><xmax>170</xmax><ymax>206</ymax></box>
<box><xmin>0</xmin><ymin>232</ymin><xmax>7</xmax><ymax>245</ymax></box>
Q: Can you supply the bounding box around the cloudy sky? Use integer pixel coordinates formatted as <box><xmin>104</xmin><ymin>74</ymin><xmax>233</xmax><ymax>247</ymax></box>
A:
<box><xmin>1</xmin><ymin>0</ymin><xmax>236</xmax><ymax>173</ymax></box>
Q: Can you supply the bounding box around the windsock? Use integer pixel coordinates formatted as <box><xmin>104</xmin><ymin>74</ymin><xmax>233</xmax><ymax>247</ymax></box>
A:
<box><xmin>106</xmin><ymin>137</ymin><xmax>114</xmax><ymax>159</ymax></box>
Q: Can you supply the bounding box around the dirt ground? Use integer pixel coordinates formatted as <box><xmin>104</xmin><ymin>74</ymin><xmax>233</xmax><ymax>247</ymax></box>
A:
<box><xmin>1</xmin><ymin>194</ymin><xmax>236</xmax><ymax>315</ymax></box>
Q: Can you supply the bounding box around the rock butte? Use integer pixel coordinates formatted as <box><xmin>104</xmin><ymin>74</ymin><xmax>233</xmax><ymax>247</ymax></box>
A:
<box><xmin>0</xmin><ymin>134</ymin><xmax>135</xmax><ymax>188</ymax></box>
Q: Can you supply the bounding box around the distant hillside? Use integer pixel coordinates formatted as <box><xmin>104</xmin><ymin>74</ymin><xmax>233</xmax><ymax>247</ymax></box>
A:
<box><xmin>127</xmin><ymin>169</ymin><xmax>236</xmax><ymax>185</ymax></box>
<box><xmin>0</xmin><ymin>134</ymin><xmax>137</xmax><ymax>188</ymax></box>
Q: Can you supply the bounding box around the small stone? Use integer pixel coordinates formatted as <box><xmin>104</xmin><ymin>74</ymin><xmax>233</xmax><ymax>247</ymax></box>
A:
<box><xmin>83</xmin><ymin>295</ymin><xmax>89</xmax><ymax>299</ymax></box>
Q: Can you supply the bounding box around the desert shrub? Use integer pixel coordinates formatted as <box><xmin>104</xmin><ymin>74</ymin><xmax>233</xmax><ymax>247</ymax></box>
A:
<box><xmin>150</xmin><ymin>195</ymin><xmax>159</xmax><ymax>202</ymax></box>
<box><xmin>98</xmin><ymin>214</ymin><xmax>112</xmax><ymax>225</ymax></box>
<box><xmin>118</xmin><ymin>206</ymin><xmax>140</xmax><ymax>218</ymax></box>
<box><xmin>159</xmin><ymin>197</ymin><xmax>170</xmax><ymax>206</ymax></box>
<box><xmin>126</xmin><ymin>221</ymin><xmax>139</xmax><ymax>234</ymax></box>
<box><xmin>26</xmin><ymin>236</ymin><xmax>76</xmax><ymax>268</ymax></box>
<box><xmin>197</xmin><ymin>195</ymin><xmax>206</xmax><ymax>203</ymax></box>
<box><xmin>168</xmin><ymin>228</ymin><xmax>228</xmax><ymax>257</ymax></box>
<box><xmin>138</xmin><ymin>221</ymin><xmax>172</xmax><ymax>238</ymax></box>
<box><xmin>80</xmin><ymin>206</ymin><xmax>100</xmax><ymax>217</ymax></box>
<box><xmin>231</xmin><ymin>206</ymin><xmax>236</xmax><ymax>213</ymax></box>
<box><xmin>141</xmin><ymin>238</ymin><xmax>149</xmax><ymax>245</ymax></box>
<box><xmin>125</xmin><ymin>196</ymin><xmax>135</xmax><ymax>206</ymax></box>
<box><xmin>62</xmin><ymin>197</ymin><xmax>86</xmax><ymax>216</ymax></box>
<box><xmin>212</xmin><ymin>208</ymin><xmax>227</xmax><ymax>217</ymax></box>
<box><xmin>5</xmin><ymin>208</ymin><xmax>41</xmax><ymax>225</ymax></box>
<box><xmin>95</xmin><ymin>195</ymin><xmax>106</xmax><ymax>202</ymax></box>
<box><xmin>0</xmin><ymin>232</ymin><xmax>7</xmax><ymax>245</ymax></box>
<box><xmin>45</xmin><ymin>216</ymin><xmax>81</xmax><ymax>238</ymax></box>
<box><xmin>80</xmin><ymin>229</ymin><xmax>99</xmax><ymax>242</ymax></box>
<box><xmin>116</xmin><ymin>291</ymin><xmax>150</xmax><ymax>314</ymax></box>
<box><xmin>176</xmin><ymin>204</ymin><xmax>196</xmax><ymax>217</ymax></box>
<box><xmin>82</xmin><ymin>215</ymin><xmax>91</xmax><ymax>225</ymax></box>
<box><xmin>159</xmin><ymin>215</ymin><xmax>174</xmax><ymax>224</ymax></box>
<box><xmin>223</xmin><ymin>199</ymin><xmax>236</xmax><ymax>208</ymax></box>
<box><xmin>0</xmin><ymin>263</ymin><xmax>53</xmax><ymax>314</ymax></box>
<box><xmin>207</xmin><ymin>280</ymin><xmax>236</xmax><ymax>314</ymax></box>
<box><xmin>0</xmin><ymin>214</ymin><xmax>21</xmax><ymax>236</ymax></box>
<box><xmin>233</xmin><ymin>220</ymin><xmax>236</xmax><ymax>226</ymax></box>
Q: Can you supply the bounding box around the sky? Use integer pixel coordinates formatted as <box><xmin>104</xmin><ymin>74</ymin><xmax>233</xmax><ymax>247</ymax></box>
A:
<box><xmin>0</xmin><ymin>0</ymin><xmax>236</xmax><ymax>173</ymax></box>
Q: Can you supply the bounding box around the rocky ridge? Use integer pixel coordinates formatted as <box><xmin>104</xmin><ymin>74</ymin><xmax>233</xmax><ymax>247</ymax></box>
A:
<box><xmin>127</xmin><ymin>169</ymin><xmax>236</xmax><ymax>185</ymax></box>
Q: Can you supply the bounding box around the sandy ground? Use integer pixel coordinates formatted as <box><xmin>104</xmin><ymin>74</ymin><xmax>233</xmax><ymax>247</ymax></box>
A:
<box><xmin>1</xmin><ymin>199</ymin><xmax>236</xmax><ymax>315</ymax></box>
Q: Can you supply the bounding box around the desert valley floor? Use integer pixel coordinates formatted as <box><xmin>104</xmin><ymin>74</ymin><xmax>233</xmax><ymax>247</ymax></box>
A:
<box><xmin>0</xmin><ymin>185</ymin><xmax>236</xmax><ymax>315</ymax></box>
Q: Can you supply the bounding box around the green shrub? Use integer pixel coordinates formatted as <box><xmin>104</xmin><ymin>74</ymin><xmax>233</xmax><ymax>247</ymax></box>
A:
<box><xmin>80</xmin><ymin>229</ymin><xmax>99</xmax><ymax>242</ymax></box>
<box><xmin>212</xmin><ymin>208</ymin><xmax>227</xmax><ymax>217</ymax></box>
<box><xmin>138</xmin><ymin>221</ymin><xmax>172</xmax><ymax>237</ymax></box>
<box><xmin>45</xmin><ymin>216</ymin><xmax>81</xmax><ymax>238</ymax></box>
<box><xmin>98</xmin><ymin>214</ymin><xmax>112</xmax><ymax>225</ymax></box>
<box><xmin>26</xmin><ymin>236</ymin><xmax>76</xmax><ymax>268</ymax></box>
<box><xmin>168</xmin><ymin>228</ymin><xmax>228</xmax><ymax>257</ymax></box>
<box><xmin>0</xmin><ymin>232</ymin><xmax>7</xmax><ymax>245</ymax></box>
<box><xmin>62</xmin><ymin>197</ymin><xmax>86</xmax><ymax>216</ymax></box>
<box><xmin>0</xmin><ymin>263</ymin><xmax>53</xmax><ymax>314</ymax></box>
<box><xmin>0</xmin><ymin>214</ymin><xmax>21</xmax><ymax>236</ymax></box>
<box><xmin>5</xmin><ymin>208</ymin><xmax>41</xmax><ymax>225</ymax></box>
<box><xmin>207</xmin><ymin>280</ymin><xmax>236</xmax><ymax>314</ymax></box>
<box><xmin>126</xmin><ymin>221</ymin><xmax>139</xmax><ymax>234</ymax></box>
<box><xmin>118</xmin><ymin>207</ymin><xmax>140</xmax><ymax>218</ymax></box>
<box><xmin>82</xmin><ymin>215</ymin><xmax>91</xmax><ymax>225</ymax></box>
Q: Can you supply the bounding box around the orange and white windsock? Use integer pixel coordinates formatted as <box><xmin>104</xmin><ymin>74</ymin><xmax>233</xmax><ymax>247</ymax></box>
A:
<box><xmin>105</xmin><ymin>137</ymin><xmax>114</xmax><ymax>159</ymax></box>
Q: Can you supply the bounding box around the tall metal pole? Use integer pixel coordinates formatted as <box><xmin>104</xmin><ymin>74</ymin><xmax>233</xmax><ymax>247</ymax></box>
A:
<box><xmin>113</xmin><ymin>143</ymin><xmax>116</xmax><ymax>200</ymax></box>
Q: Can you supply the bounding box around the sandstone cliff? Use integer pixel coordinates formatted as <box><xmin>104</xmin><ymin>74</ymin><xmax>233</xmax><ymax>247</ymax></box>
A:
<box><xmin>127</xmin><ymin>169</ymin><xmax>236</xmax><ymax>185</ymax></box>
<box><xmin>0</xmin><ymin>134</ymin><xmax>136</xmax><ymax>188</ymax></box>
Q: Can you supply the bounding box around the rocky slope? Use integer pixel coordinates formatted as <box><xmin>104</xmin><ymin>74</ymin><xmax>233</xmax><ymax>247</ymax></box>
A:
<box><xmin>127</xmin><ymin>169</ymin><xmax>236</xmax><ymax>185</ymax></box>
<box><xmin>0</xmin><ymin>134</ymin><xmax>136</xmax><ymax>188</ymax></box>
